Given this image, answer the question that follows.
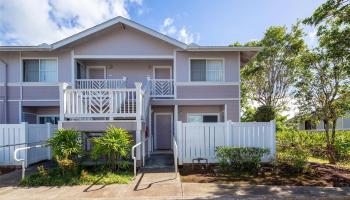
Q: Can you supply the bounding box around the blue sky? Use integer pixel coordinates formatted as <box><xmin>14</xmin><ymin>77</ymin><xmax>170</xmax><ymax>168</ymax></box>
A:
<box><xmin>0</xmin><ymin>0</ymin><xmax>324</xmax><ymax>46</ymax></box>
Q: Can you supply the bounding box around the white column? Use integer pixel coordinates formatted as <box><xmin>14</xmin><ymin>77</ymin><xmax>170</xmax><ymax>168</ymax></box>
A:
<box><xmin>174</xmin><ymin>105</ymin><xmax>178</xmax><ymax>140</ymax></box>
<box><xmin>148</xmin><ymin>107</ymin><xmax>152</xmax><ymax>153</ymax></box>
<box><xmin>135</xmin><ymin>82</ymin><xmax>142</xmax><ymax>161</ymax></box>
<box><xmin>59</xmin><ymin>83</ymin><xmax>69</xmax><ymax>121</ymax></box>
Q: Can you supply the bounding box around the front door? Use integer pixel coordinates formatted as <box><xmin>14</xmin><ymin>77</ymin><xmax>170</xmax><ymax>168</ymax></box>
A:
<box><xmin>155</xmin><ymin>113</ymin><xmax>172</xmax><ymax>150</ymax></box>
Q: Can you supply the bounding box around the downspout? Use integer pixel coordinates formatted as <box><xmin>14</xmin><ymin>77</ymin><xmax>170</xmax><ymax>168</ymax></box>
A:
<box><xmin>0</xmin><ymin>58</ymin><xmax>8</xmax><ymax>123</ymax></box>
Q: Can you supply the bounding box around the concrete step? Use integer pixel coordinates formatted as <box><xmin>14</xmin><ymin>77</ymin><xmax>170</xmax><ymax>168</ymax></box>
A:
<box><xmin>143</xmin><ymin>153</ymin><xmax>174</xmax><ymax>169</ymax></box>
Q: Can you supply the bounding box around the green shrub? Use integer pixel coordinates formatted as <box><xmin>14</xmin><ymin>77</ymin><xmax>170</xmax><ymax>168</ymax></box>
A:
<box><xmin>277</xmin><ymin>130</ymin><xmax>350</xmax><ymax>162</ymax></box>
<box><xmin>216</xmin><ymin>147</ymin><xmax>270</xmax><ymax>173</ymax></box>
<box><xmin>48</xmin><ymin>129</ymin><xmax>82</xmax><ymax>160</ymax></box>
<box><xmin>254</xmin><ymin>105</ymin><xmax>276</xmax><ymax>122</ymax></box>
<box><xmin>47</xmin><ymin>129</ymin><xmax>82</xmax><ymax>175</ymax></box>
<box><xmin>91</xmin><ymin>127</ymin><xmax>133</xmax><ymax>171</ymax></box>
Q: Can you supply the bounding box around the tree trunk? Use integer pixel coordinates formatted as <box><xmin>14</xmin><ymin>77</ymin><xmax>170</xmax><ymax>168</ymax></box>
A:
<box><xmin>324</xmin><ymin>119</ymin><xmax>337</xmax><ymax>164</ymax></box>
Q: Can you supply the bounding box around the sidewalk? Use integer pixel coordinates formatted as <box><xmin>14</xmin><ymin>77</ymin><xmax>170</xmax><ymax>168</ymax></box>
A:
<box><xmin>1</xmin><ymin>169</ymin><xmax>350</xmax><ymax>199</ymax></box>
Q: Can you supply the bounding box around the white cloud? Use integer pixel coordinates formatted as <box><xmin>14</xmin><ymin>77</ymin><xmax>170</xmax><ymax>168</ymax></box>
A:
<box><xmin>160</xmin><ymin>17</ymin><xmax>200</xmax><ymax>44</ymax></box>
<box><xmin>0</xmin><ymin>0</ymin><xmax>142</xmax><ymax>45</ymax></box>
<box><xmin>163</xmin><ymin>18</ymin><xmax>174</xmax><ymax>27</ymax></box>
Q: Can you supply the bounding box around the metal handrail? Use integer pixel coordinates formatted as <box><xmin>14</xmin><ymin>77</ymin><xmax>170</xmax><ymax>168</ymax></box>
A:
<box><xmin>173</xmin><ymin>137</ymin><xmax>178</xmax><ymax>177</ymax></box>
<box><xmin>14</xmin><ymin>144</ymin><xmax>47</xmax><ymax>180</ymax></box>
<box><xmin>131</xmin><ymin>142</ymin><xmax>142</xmax><ymax>177</ymax></box>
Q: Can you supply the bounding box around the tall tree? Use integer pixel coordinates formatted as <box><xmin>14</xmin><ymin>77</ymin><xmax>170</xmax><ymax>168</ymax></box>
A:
<box><xmin>238</xmin><ymin>25</ymin><xmax>306</xmax><ymax>112</ymax></box>
<box><xmin>304</xmin><ymin>0</ymin><xmax>350</xmax><ymax>68</ymax></box>
<box><xmin>295</xmin><ymin>49</ymin><xmax>350</xmax><ymax>164</ymax></box>
<box><xmin>296</xmin><ymin>0</ymin><xmax>350</xmax><ymax>164</ymax></box>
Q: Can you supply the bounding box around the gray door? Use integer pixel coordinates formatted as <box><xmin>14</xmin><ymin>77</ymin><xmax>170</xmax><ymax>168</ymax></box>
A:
<box><xmin>155</xmin><ymin>113</ymin><xmax>172</xmax><ymax>150</ymax></box>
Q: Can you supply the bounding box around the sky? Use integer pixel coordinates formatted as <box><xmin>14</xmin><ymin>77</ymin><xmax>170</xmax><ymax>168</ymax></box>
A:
<box><xmin>0</xmin><ymin>0</ymin><xmax>325</xmax><ymax>47</ymax></box>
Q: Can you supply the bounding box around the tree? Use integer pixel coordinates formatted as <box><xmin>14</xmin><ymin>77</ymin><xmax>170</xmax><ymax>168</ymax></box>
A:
<box><xmin>295</xmin><ymin>49</ymin><xmax>350</xmax><ymax>164</ymax></box>
<box><xmin>304</xmin><ymin>0</ymin><xmax>349</xmax><ymax>65</ymax></box>
<box><xmin>239</xmin><ymin>25</ymin><xmax>307</xmax><ymax>113</ymax></box>
<box><xmin>296</xmin><ymin>0</ymin><xmax>350</xmax><ymax>164</ymax></box>
<box><xmin>254</xmin><ymin>105</ymin><xmax>276</xmax><ymax>122</ymax></box>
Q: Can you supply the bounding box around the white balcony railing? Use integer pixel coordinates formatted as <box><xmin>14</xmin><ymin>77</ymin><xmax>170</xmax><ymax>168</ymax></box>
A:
<box><xmin>149</xmin><ymin>79</ymin><xmax>174</xmax><ymax>97</ymax></box>
<box><xmin>75</xmin><ymin>77</ymin><xmax>127</xmax><ymax>89</ymax></box>
<box><xmin>61</xmin><ymin>82</ymin><xmax>151</xmax><ymax>120</ymax></box>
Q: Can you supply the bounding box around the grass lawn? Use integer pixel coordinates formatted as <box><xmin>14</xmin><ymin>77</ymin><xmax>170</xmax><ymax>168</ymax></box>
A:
<box><xmin>20</xmin><ymin>166</ymin><xmax>133</xmax><ymax>186</ymax></box>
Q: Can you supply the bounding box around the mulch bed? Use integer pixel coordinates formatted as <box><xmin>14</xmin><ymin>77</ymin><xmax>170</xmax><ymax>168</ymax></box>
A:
<box><xmin>180</xmin><ymin>162</ymin><xmax>350</xmax><ymax>187</ymax></box>
<box><xmin>0</xmin><ymin>166</ymin><xmax>17</xmax><ymax>175</ymax></box>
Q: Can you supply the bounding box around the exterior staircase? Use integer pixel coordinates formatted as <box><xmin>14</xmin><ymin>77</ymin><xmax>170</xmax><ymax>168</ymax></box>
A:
<box><xmin>141</xmin><ymin>151</ymin><xmax>174</xmax><ymax>172</ymax></box>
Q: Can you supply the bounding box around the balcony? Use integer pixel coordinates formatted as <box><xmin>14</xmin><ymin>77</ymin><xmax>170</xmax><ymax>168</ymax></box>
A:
<box><xmin>61</xmin><ymin>78</ymin><xmax>173</xmax><ymax>120</ymax></box>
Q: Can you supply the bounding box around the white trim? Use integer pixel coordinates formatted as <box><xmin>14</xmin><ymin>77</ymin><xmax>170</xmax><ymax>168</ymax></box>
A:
<box><xmin>176</xmin><ymin>98</ymin><xmax>239</xmax><ymax>101</ymax></box>
<box><xmin>224</xmin><ymin>104</ymin><xmax>227</xmax><ymax>122</ymax></box>
<box><xmin>187</xmin><ymin>113</ymin><xmax>220</xmax><ymax>123</ymax></box>
<box><xmin>21</xmin><ymin>57</ymin><xmax>59</xmax><ymax>83</ymax></box>
<box><xmin>188</xmin><ymin>57</ymin><xmax>225</xmax><ymax>82</ymax></box>
<box><xmin>176</xmin><ymin>82</ymin><xmax>239</xmax><ymax>86</ymax></box>
<box><xmin>51</xmin><ymin>16</ymin><xmax>187</xmax><ymax>49</ymax></box>
<box><xmin>71</xmin><ymin>50</ymin><xmax>75</xmax><ymax>88</ymax></box>
<box><xmin>238</xmin><ymin>52</ymin><xmax>241</xmax><ymax>122</ymax></box>
<box><xmin>152</xmin><ymin>66</ymin><xmax>172</xmax><ymax>79</ymax></box>
<box><xmin>173</xmin><ymin>50</ymin><xmax>177</xmax><ymax>98</ymax></box>
<box><xmin>8</xmin><ymin>99</ymin><xmax>59</xmax><ymax>102</ymax></box>
<box><xmin>86</xmin><ymin>66</ymin><xmax>106</xmax><ymax>79</ymax></box>
<box><xmin>154</xmin><ymin>112</ymin><xmax>173</xmax><ymax>150</ymax></box>
<box><xmin>7</xmin><ymin>82</ymin><xmax>61</xmax><ymax>86</ymax></box>
<box><xmin>73</xmin><ymin>55</ymin><xmax>174</xmax><ymax>59</ymax></box>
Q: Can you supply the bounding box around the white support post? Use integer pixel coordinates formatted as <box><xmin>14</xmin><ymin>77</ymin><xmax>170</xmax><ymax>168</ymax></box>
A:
<box><xmin>270</xmin><ymin>120</ymin><xmax>276</xmax><ymax>159</ymax></box>
<box><xmin>225</xmin><ymin>120</ymin><xmax>232</xmax><ymax>147</ymax></box>
<box><xmin>135</xmin><ymin>82</ymin><xmax>142</xmax><ymax>162</ymax></box>
<box><xmin>148</xmin><ymin>108</ymin><xmax>152</xmax><ymax>154</ymax></box>
<box><xmin>176</xmin><ymin>121</ymin><xmax>183</xmax><ymax>165</ymax></box>
<box><xmin>59</xmin><ymin>83</ymin><xmax>69</xmax><ymax>121</ymax></box>
<box><xmin>174</xmin><ymin>105</ymin><xmax>178</xmax><ymax>140</ymax></box>
<box><xmin>46</xmin><ymin>123</ymin><xmax>51</xmax><ymax>160</ymax></box>
<box><xmin>224</xmin><ymin>104</ymin><xmax>227</xmax><ymax>122</ymax></box>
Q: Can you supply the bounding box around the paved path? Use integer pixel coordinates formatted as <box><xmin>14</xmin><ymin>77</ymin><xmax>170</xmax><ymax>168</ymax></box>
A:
<box><xmin>1</xmin><ymin>169</ymin><xmax>350</xmax><ymax>199</ymax></box>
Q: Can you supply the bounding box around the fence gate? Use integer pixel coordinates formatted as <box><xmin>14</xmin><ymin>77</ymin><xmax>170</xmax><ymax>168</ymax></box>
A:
<box><xmin>176</xmin><ymin>120</ymin><xmax>276</xmax><ymax>164</ymax></box>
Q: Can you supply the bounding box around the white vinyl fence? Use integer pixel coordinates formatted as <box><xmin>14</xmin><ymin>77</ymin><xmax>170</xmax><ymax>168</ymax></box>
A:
<box><xmin>0</xmin><ymin>122</ymin><xmax>57</xmax><ymax>167</ymax></box>
<box><xmin>176</xmin><ymin>120</ymin><xmax>276</xmax><ymax>164</ymax></box>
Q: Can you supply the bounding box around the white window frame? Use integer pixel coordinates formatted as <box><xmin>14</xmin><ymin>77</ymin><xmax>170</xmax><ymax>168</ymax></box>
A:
<box><xmin>188</xmin><ymin>58</ymin><xmax>225</xmax><ymax>83</ymax></box>
<box><xmin>187</xmin><ymin>113</ymin><xmax>220</xmax><ymax>123</ymax></box>
<box><xmin>152</xmin><ymin>66</ymin><xmax>172</xmax><ymax>79</ymax></box>
<box><xmin>37</xmin><ymin>115</ymin><xmax>59</xmax><ymax>124</ymax></box>
<box><xmin>22</xmin><ymin>57</ymin><xmax>58</xmax><ymax>82</ymax></box>
<box><xmin>86</xmin><ymin>66</ymin><xmax>106</xmax><ymax>79</ymax></box>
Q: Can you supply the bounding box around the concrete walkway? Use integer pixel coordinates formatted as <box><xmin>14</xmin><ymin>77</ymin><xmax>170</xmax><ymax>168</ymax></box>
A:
<box><xmin>1</xmin><ymin>169</ymin><xmax>350</xmax><ymax>199</ymax></box>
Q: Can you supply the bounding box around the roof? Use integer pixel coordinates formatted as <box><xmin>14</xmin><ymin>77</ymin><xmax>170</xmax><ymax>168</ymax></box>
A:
<box><xmin>0</xmin><ymin>16</ymin><xmax>262</xmax><ymax>54</ymax></box>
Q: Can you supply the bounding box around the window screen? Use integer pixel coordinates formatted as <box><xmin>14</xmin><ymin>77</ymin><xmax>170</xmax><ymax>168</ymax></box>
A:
<box><xmin>23</xmin><ymin>60</ymin><xmax>39</xmax><ymax>82</ymax></box>
<box><xmin>190</xmin><ymin>60</ymin><xmax>206</xmax><ymax>81</ymax></box>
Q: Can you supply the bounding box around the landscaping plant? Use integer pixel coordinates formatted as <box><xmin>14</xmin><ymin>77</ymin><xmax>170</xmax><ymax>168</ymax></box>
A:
<box><xmin>216</xmin><ymin>147</ymin><xmax>269</xmax><ymax>173</ymax></box>
<box><xmin>47</xmin><ymin>129</ymin><xmax>82</xmax><ymax>174</ymax></box>
<box><xmin>91</xmin><ymin>127</ymin><xmax>133</xmax><ymax>171</ymax></box>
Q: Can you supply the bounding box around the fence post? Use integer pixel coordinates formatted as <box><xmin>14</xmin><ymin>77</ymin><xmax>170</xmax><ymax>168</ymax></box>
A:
<box><xmin>21</xmin><ymin>122</ymin><xmax>28</xmax><ymax>168</ymax></box>
<box><xmin>270</xmin><ymin>120</ymin><xmax>276</xmax><ymax>159</ymax></box>
<box><xmin>225</xmin><ymin>120</ymin><xmax>232</xmax><ymax>147</ymax></box>
<box><xmin>46</xmin><ymin>123</ymin><xmax>51</xmax><ymax>160</ymax></box>
<box><xmin>176</xmin><ymin>121</ymin><xmax>183</xmax><ymax>165</ymax></box>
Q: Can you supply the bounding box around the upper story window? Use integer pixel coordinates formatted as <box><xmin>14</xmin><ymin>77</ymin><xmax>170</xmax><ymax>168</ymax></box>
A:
<box><xmin>23</xmin><ymin>59</ymin><xmax>58</xmax><ymax>82</ymax></box>
<box><xmin>190</xmin><ymin>59</ymin><xmax>224</xmax><ymax>82</ymax></box>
